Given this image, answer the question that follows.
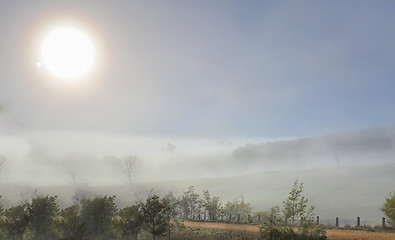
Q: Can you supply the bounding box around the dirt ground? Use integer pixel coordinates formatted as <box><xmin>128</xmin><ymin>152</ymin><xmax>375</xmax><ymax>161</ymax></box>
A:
<box><xmin>183</xmin><ymin>221</ymin><xmax>395</xmax><ymax>240</ymax></box>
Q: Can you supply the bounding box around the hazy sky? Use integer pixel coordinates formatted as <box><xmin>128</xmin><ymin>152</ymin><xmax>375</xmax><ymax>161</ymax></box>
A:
<box><xmin>0</xmin><ymin>2</ymin><xmax>395</xmax><ymax>222</ymax></box>
<box><xmin>0</xmin><ymin>0</ymin><xmax>394</xmax><ymax>138</ymax></box>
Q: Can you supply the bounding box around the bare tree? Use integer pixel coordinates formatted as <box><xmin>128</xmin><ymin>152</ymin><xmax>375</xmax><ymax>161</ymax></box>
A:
<box><xmin>162</xmin><ymin>143</ymin><xmax>176</xmax><ymax>154</ymax></box>
<box><xmin>331</xmin><ymin>139</ymin><xmax>344</xmax><ymax>169</ymax></box>
<box><xmin>122</xmin><ymin>155</ymin><xmax>137</xmax><ymax>184</ymax></box>
<box><xmin>332</xmin><ymin>151</ymin><xmax>341</xmax><ymax>169</ymax></box>
<box><xmin>0</xmin><ymin>155</ymin><xmax>5</xmax><ymax>183</ymax></box>
<box><xmin>61</xmin><ymin>158</ymin><xmax>81</xmax><ymax>185</ymax></box>
<box><xmin>66</xmin><ymin>168</ymin><xmax>77</xmax><ymax>185</ymax></box>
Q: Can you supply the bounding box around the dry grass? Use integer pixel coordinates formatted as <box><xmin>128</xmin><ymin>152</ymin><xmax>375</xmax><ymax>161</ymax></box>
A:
<box><xmin>326</xmin><ymin>229</ymin><xmax>395</xmax><ymax>240</ymax></box>
<box><xmin>183</xmin><ymin>221</ymin><xmax>395</xmax><ymax>240</ymax></box>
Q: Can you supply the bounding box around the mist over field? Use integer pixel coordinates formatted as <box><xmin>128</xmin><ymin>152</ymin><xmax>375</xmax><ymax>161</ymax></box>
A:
<box><xmin>1</xmin><ymin>126</ymin><xmax>394</xmax><ymax>184</ymax></box>
<box><xmin>0</xmin><ymin>1</ymin><xmax>395</xmax><ymax>235</ymax></box>
<box><xmin>0</xmin><ymin>125</ymin><xmax>394</xmax><ymax>225</ymax></box>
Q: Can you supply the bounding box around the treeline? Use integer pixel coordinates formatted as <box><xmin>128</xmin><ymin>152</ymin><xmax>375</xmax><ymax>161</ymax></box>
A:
<box><xmin>0</xmin><ymin>179</ymin><xmax>322</xmax><ymax>240</ymax></box>
<box><xmin>0</xmin><ymin>194</ymin><xmax>168</xmax><ymax>240</ymax></box>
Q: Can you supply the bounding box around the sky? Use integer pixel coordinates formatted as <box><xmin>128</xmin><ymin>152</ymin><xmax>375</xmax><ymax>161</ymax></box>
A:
<box><xmin>0</xmin><ymin>2</ymin><xmax>394</xmax><ymax>223</ymax></box>
<box><xmin>0</xmin><ymin>0</ymin><xmax>394</xmax><ymax>139</ymax></box>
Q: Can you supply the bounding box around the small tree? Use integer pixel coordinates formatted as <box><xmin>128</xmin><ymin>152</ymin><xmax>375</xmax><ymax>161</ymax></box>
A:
<box><xmin>0</xmin><ymin>196</ymin><xmax>5</xmax><ymax>239</ymax></box>
<box><xmin>0</xmin><ymin>155</ymin><xmax>5</xmax><ymax>184</ymax></box>
<box><xmin>3</xmin><ymin>203</ymin><xmax>29</xmax><ymax>240</ymax></box>
<box><xmin>202</xmin><ymin>190</ymin><xmax>222</xmax><ymax>221</ymax></box>
<box><xmin>115</xmin><ymin>204</ymin><xmax>144</xmax><ymax>240</ymax></box>
<box><xmin>62</xmin><ymin>160</ymin><xmax>79</xmax><ymax>185</ymax></box>
<box><xmin>162</xmin><ymin>192</ymin><xmax>178</xmax><ymax>237</ymax></box>
<box><xmin>0</xmin><ymin>195</ymin><xmax>3</xmax><ymax>215</ymax></box>
<box><xmin>381</xmin><ymin>192</ymin><xmax>395</xmax><ymax>226</ymax></box>
<box><xmin>56</xmin><ymin>205</ymin><xmax>85</xmax><ymax>240</ymax></box>
<box><xmin>283</xmin><ymin>179</ymin><xmax>312</xmax><ymax>224</ymax></box>
<box><xmin>179</xmin><ymin>186</ymin><xmax>200</xmax><ymax>220</ymax></box>
<box><xmin>27</xmin><ymin>195</ymin><xmax>59</xmax><ymax>240</ymax></box>
<box><xmin>222</xmin><ymin>200</ymin><xmax>251</xmax><ymax>222</ymax></box>
<box><xmin>141</xmin><ymin>194</ymin><xmax>171</xmax><ymax>240</ymax></box>
<box><xmin>255</xmin><ymin>206</ymin><xmax>283</xmax><ymax>226</ymax></box>
<box><xmin>80</xmin><ymin>195</ymin><xmax>117</xmax><ymax>239</ymax></box>
<box><xmin>122</xmin><ymin>155</ymin><xmax>137</xmax><ymax>184</ymax></box>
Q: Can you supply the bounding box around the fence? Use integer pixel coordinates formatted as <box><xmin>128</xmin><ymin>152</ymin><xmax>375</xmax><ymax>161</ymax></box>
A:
<box><xmin>187</xmin><ymin>214</ymin><xmax>390</xmax><ymax>228</ymax></box>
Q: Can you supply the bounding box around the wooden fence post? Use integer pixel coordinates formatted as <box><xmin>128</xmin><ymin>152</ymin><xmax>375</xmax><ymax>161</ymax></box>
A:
<box><xmin>316</xmin><ymin>216</ymin><xmax>319</xmax><ymax>224</ymax></box>
<box><xmin>204</xmin><ymin>214</ymin><xmax>206</xmax><ymax>221</ymax></box>
<box><xmin>357</xmin><ymin>217</ymin><xmax>360</xmax><ymax>227</ymax></box>
<box><xmin>336</xmin><ymin>217</ymin><xmax>339</xmax><ymax>227</ymax></box>
<box><xmin>248</xmin><ymin>214</ymin><xmax>251</xmax><ymax>222</ymax></box>
<box><xmin>382</xmin><ymin>217</ymin><xmax>386</xmax><ymax>227</ymax></box>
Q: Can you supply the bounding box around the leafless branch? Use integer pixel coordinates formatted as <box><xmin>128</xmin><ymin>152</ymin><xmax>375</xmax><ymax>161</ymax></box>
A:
<box><xmin>122</xmin><ymin>155</ymin><xmax>137</xmax><ymax>184</ymax></box>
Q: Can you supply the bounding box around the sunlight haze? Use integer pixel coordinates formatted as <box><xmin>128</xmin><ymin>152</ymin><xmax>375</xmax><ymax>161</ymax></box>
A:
<box><xmin>0</xmin><ymin>0</ymin><xmax>394</xmax><ymax>232</ymax></box>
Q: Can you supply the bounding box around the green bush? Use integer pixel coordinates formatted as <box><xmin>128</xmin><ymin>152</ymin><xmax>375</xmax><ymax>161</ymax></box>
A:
<box><xmin>2</xmin><ymin>203</ymin><xmax>30</xmax><ymax>240</ymax></box>
<box><xmin>27</xmin><ymin>195</ymin><xmax>59</xmax><ymax>240</ymax></box>
<box><xmin>80</xmin><ymin>195</ymin><xmax>118</xmax><ymax>240</ymax></box>
<box><xmin>114</xmin><ymin>204</ymin><xmax>144</xmax><ymax>240</ymax></box>
<box><xmin>260</xmin><ymin>224</ymin><xmax>327</xmax><ymax>240</ymax></box>
<box><xmin>56</xmin><ymin>204</ymin><xmax>86</xmax><ymax>240</ymax></box>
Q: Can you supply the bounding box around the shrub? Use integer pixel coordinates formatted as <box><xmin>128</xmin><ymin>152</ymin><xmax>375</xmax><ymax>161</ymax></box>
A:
<box><xmin>114</xmin><ymin>204</ymin><xmax>144</xmax><ymax>240</ymax></box>
<box><xmin>2</xmin><ymin>204</ymin><xmax>29</xmax><ymax>240</ymax></box>
<box><xmin>381</xmin><ymin>192</ymin><xmax>395</xmax><ymax>226</ymax></box>
<box><xmin>27</xmin><ymin>195</ymin><xmax>59</xmax><ymax>240</ymax></box>
<box><xmin>80</xmin><ymin>195</ymin><xmax>117</xmax><ymax>240</ymax></box>
<box><xmin>141</xmin><ymin>194</ymin><xmax>172</xmax><ymax>240</ymax></box>
<box><xmin>56</xmin><ymin>204</ymin><xmax>86</xmax><ymax>240</ymax></box>
<box><xmin>260</xmin><ymin>223</ymin><xmax>327</xmax><ymax>240</ymax></box>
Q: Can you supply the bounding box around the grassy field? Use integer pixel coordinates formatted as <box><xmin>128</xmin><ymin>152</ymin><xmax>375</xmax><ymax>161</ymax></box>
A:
<box><xmin>183</xmin><ymin>221</ymin><xmax>395</xmax><ymax>240</ymax></box>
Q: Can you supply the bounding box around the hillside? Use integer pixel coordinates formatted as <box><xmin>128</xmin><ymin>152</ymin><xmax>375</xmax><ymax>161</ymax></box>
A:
<box><xmin>1</xmin><ymin>162</ymin><xmax>393</xmax><ymax>226</ymax></box>
<box><xmin>232</xmin><ymin>127</ymin><xmax>395</xmax><ymax>169</ymax></box>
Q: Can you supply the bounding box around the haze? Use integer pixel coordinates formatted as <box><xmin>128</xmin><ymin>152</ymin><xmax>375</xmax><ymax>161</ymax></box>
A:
<box><xmin>0</xmin><ymin>0</ymin><xmax>394</xmax><ymax>226</ymax></box>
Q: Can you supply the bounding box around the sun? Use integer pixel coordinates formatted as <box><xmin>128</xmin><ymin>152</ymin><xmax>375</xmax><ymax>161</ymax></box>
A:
<box><xmin>39</xmin><ymin>26</ymin><xmax>96</xmax><ymax>81</ymax></box>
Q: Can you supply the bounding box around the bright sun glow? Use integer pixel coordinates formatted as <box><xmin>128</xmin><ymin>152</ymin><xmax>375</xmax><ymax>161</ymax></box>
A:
<box><xmin>40</xmin><ymin>26</ymin><xmax>95</xmax><ymax>81</ymax></box>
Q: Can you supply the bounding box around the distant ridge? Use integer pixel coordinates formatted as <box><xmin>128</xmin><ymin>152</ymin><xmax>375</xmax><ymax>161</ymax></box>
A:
<box><xmin>232</xmin><ymin>127</ymin><xmax>395</xmax><ymax>167</ymax></box>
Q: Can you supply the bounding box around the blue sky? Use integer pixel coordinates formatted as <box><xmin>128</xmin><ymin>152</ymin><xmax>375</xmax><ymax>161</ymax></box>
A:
<box><xmin>0</xmin><ymin>0</ymin><xmax>394</xmax><ymax>138</ymax></box>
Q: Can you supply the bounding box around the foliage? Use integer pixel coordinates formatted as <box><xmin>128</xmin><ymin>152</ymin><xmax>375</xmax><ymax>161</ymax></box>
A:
<box><xmin>0</xmin><ymin>195</ymin><xmax>3</xmax><ymax>216</ymax></box>
<box><xmin>222</xmin><ymin>200</ymin><xmax>252</xmax><ymax>222</ymax></box>
<box><xmin>80</xmin><ymin>195</ymin><xmax>117</xmax><ymax>240</ymax></box>
<box><xmin>179</xmin><ymin>186</ymin><xmax>200</xmax><ymax>220</ymax></box>
<box><xmin>381</xmin><ymin>191</ymin><xmax>395</xmax><ymax>226</ymax></box>
<box><xmin>162</xmin><ymin>192</ymin><xmax>179</xmax><ymax>236</ymax></box>
<box><xmin>141</xmin><ymin>194</ymin><xmax>171</xmax><ymax>240</ymax></box>
<box><xmin>255</xmin><ymin>206</ymin><xmax>283</xmax><ymax>226</ymax></box>
<box><xmin>0</xmin><ymin>184</ymin><xmax>327</xmax><ymax>239</ymax></box>
<box><xmin>260</xmin><ymin>223</ymin><xmax>327</xmax><ymax>240</ymax></box>
<box><xmin>300</xmin><ymin>222</ymin><xmax>327</xmax><ymax>240</ymax></box>
<box><xmin>27</xmin><ymin>195</ymin><xmax>59</xmax><ymax>240</ymax></box>
<box><xmin>0</xmin><ymin>196</ymin><xmax>3</xmax><ymax>239</ymax></box>
<box><xmin>162</xmin><ymin>192</ymin><xmax>178</xmax><ymax>219</ymax></box>
<box><xmin>2</xmin><ymin>203</ymin><xmax>29</xmax><ymax>240</ymax></box>
<box><xmin>114</xmin><ymin>204</ymin><xmax>144</xmax><ymax>240</ymax></box>
<box><xmin>169</xmin><ymin>228</ymin><xmax>261</xmax><ymax>240</ymax></box>
<box><xmin>56</xmin><ymin>204</ymin><xmax>85</xmax><ymax>240</ymax></box>
<box><xmin>282</xmin><ymin>178</ymin><xmax>312</xmax><ymax>224</ymax></box>
<box><xmin>202</xmin><ymin>190</ymin><xmax>222</xmax><ymax>221</ymax></box>
<box><xmin>260</xmin><ymin>224</ymin><xmax>298</xmax><ymax>240</ymax></box>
